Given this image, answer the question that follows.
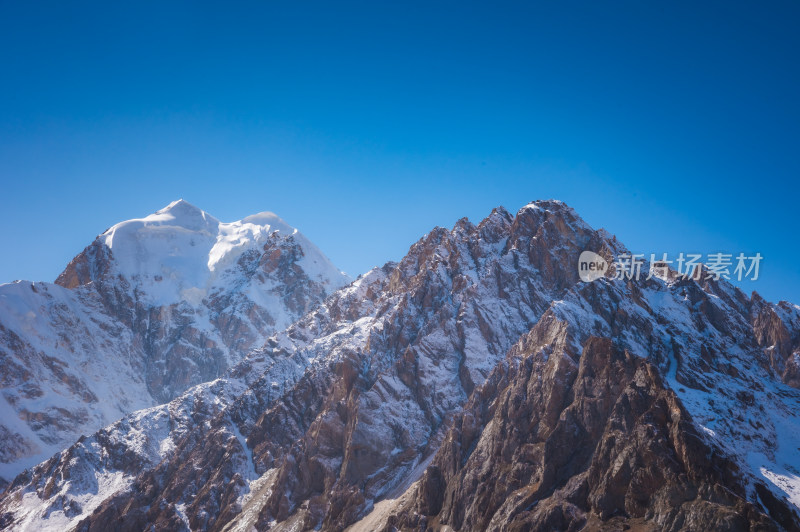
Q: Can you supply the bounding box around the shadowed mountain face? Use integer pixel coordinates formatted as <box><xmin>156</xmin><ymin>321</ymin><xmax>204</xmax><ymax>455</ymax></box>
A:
<box><xmin>0</xmin><ymin>200</ymin><xmax>348</xmax><ymax>486</ymax></box>
<box><xmin>1</xmin><ymin>200</ymin><xmax>799</xmax><ymax>531</ymax></box>
<box><xmin>387</xmin><ymin>337</ymin><xmax>794</xmax><ymax>532</ymax></box>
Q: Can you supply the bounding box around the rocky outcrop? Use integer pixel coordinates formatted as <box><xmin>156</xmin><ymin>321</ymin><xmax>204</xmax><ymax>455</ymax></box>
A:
<box><xmin>751</xmin><ymin>293</ymin><xmax>800</xmax><ymax>388</ymax></box>
<box><xmin>387</xmin><ymin>333</ymin><xmax>796</xmax><ymax>531</ymax></box>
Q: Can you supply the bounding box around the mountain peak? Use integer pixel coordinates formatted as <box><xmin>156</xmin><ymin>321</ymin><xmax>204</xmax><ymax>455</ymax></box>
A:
<box><xmin>520</xmin><ymin>198</ymin><xmax>574</xmax><ymax>214</ymax></box>
<box><xmin>157</xmin><ymin>198</ymin><xmax>200</xmax><ymax>214</ymax></box>
<box><xmin>148</xmin><ymin>199</ymin><xmax>219</xmax><ymax>231</ymax></box>
<box><xmin>62</xmin><ymin>201</ymin><xmax>349</xmax><ymax>307</ymax></box>
<box><xmin>511</xmin><ymin>198</ymin><xmax>591</xmax><ymax>238</ymax></box>
<box><xmin>240</xmin><ymin>211</ymin><xmax>294</xmax><ymax>234</ymax></box>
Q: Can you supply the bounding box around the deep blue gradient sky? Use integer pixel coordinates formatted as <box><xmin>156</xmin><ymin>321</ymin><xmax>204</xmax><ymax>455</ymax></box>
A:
<box><xmin>1</xmin><ymin>1</ymin><xmax>799</xmax><ymax>303</ymax></box>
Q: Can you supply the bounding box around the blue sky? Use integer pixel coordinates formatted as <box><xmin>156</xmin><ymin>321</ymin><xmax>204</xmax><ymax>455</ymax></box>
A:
<box><xmin>1</xmin><ymin>1</ymin><xmax>798</xmax><ymax>303</ymax></box>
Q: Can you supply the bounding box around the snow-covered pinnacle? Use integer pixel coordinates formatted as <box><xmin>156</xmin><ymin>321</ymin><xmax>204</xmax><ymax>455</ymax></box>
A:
<box><xmin>81</xmin><ymin>199</ymin><xmax>349</xmax><ymax>306</ymax></box>
<box><xmin>154</xmin><ymin>198</ymin><xmax>220</xmax><ymax>227</ymax></box>
<box><xmin>522</xmin><ymin>198</ymin><xmax>567</xmax><ymax>209</ymax></box>
<box><xmin>517</xmin><ymin>199</ymin><xmax>592</xmax><ymax>230</ymax></box>
<box><xmin>240</xmin><ymin>211</ymin><xmax>293</xmax><ymax>231</ymax></box>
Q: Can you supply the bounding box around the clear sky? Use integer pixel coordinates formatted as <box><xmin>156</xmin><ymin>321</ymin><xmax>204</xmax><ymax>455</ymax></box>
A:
<box><xmin>1</xmin><ymin>1</ymin><xmax>798</xmax><ymax>304</ymax></box>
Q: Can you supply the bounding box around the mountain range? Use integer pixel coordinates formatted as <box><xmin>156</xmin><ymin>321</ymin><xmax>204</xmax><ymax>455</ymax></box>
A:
<box><xmin>0</xmin><ymin>200</ymin><xmax>798</xmax><ymax>531</ymax></box>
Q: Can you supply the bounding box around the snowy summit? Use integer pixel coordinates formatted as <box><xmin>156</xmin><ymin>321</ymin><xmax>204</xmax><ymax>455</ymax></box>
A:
<box><xmin>99</xmin><ymin>199</ymin><xmax>347</xmax><ymax>306</ymax></box>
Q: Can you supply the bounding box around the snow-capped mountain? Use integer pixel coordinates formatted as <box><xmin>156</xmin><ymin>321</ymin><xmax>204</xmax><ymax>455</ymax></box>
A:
<box><xmin>0</xmin><ymin>200</ymin><xmax>349</xmax><ymax>487</ymax></box>
<box><xmin>1</xmin><ymin>200</ymin><xmax>799</xmax><ymax>531</ymax></box>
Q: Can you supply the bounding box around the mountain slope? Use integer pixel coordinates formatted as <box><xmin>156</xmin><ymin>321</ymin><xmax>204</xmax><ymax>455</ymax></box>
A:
<box><xmin>379</xmin><ymin>275</ymin><xmax>800</xmax><ymax>531</ymax></box>
<box><xmin>0</xmin><ymin>200</ymin><xmax>348</xmax><ymax>486</ymax></box>
<box><xmin>0</xmin><ymin>280</ymin><xmax>151</xmax><ymax>485</ymax></box>
<box><xmin>389</xmin><ymin>336</ymin><xmax>781</xmax><ymax>531</ymax></box>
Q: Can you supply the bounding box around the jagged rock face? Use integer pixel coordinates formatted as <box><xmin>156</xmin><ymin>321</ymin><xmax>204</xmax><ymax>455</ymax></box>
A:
<box><xmin>0</xmin><ymin>200</ymin><xmax>348</xmax><ymax>486</ymax></box>
<box><xmin>227</xmin><ymin>203</ymin><xmax>618</xmax><ymax>530</ymax></box>
<box><xmin>388</xmin><ymin>334</ymin><xmax>793</xmax><ymax>531</ymax></box>
<box><xmin>2</xmin><ymin>200</ymin><xmax>800</xmax><ymax>532</ymax></box>
<box><xmin>373</xmin><ymin>261</ymin><xmax>800</xmax><ymax>531</ymax></box>
<box><xmin>751</xmin><ymin>294</ymin><xmax>800</xmax><ymax>388</ymax></box>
